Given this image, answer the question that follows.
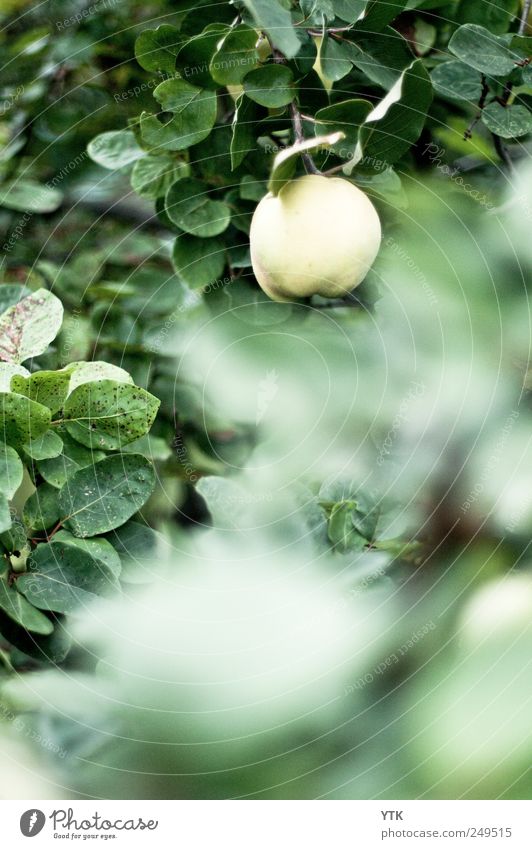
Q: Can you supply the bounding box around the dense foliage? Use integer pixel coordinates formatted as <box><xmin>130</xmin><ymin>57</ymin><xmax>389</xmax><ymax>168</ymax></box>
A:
<box><xmin>0</xmin><ymin>0</ymin><xmax>531</xmax><ymax>801</ymax></box>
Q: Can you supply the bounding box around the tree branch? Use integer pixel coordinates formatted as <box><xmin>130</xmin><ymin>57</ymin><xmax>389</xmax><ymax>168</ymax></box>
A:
<box><xmin>519</xmin><ymin>0</ymin><xmax>531</xmax><ymax>35</ymax></box>
<box><xmin>289</xmin><ymin>102</ymin><xmax>322</xmax><ymax>175</ymax></box>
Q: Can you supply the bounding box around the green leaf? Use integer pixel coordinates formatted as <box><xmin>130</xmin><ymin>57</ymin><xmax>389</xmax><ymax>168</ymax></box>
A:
<box><xmin>134</xmin><ymin>25</ymin><xmax>181</xmax><ymax>73</ymax></box>
<box><xmin>11</xmin><ymin>369</ymin><xmax>71</xmax><ymax>414</ymax></box>
<box><xmin>131</xmin><ymin>155</ymin><xmax>190</xmax><ymax>199</ymax></box>
<box><xmin>0</xmin><ymin>441</ymin><xmax>23</xmax><ymax>499</ymax></box>
<box><xmin>328</xmin><ymin>502</ymin><xmax>367</xmax><ymax>552</ymax></box>
<box><xmin>0</xmin><ymin>572</ymin><xmax>53</xmax><ymax>635</ymax></box>
<box><xmin>481</xmin><ymin>103</ymin><xmax>532</xmax><ymax>138</ymax></box>
<box><xmin>0</xmin><ymin>393</ymin><xmax>51</xmax><ymax>449</ymax></box>
<box><xmin>431</xmin><ymin>60</ymin><xmax>483</xmax><ymax>102</ymax></box>
<box><xmin>0</xmin><ymin>180</ymin><xmax>62</xmax><ymax>213</ymax></box>
<box><xmin>300</xmin><ymin>0</ymin><xmax>336</xmax><ymax>23</ymax></box>
<box><xmin>23</xmin><ymin>430</ymin><xmax>63</xmax><ymax>461</ymax></box>
<box><xmin>58</xmin><ymin>454</ymin><xmax>156</xmax><ymax>538</ymax></box>
<box><xmin>104</xmin><ymin>520</ymin><xmax>159</xmax><ymax>584</ymax></box>
<box><xmin>197</xmin><ymin>476</ymin><xmax>252</xmax><ymax>530</ymax></box>
<box><xmin>37</xmin><ymin>430</ymin><xmax>105</xmax><ymax>489</ymax></box>
<box><xmin>240</xmin><ymin>0</ymin><xmax>300</xmax><ymax>59</ymax></box>
<box><xmin>239</xmin><ymin>175</ymin><xmax>267</xmax><ymax>201</ymax></box>
<box><xmin>357</xmin><ymin>59</ymin><xmax>433</xmax><ymax>169</ymax></box>
<box><xmin>141</xmin><ymin>80</ymin><xmax>217</xmax><ymax>151</ymax></box>
<box><xmin>315</xmin><ymin>99</ymin><xmax>373</xmax><ymax>156</ymax></box>
<box><xmin>23</xmin><ymin>482</ymin><xmax>60</xmax><ymax>532</ymax></box>
<box><xmin>0</xmin><ymin>520</ymin><xmax>27</xmax><ymax>554</ymax></box>
<box><xmin>243</xmin><ymin>64</ymin><xmax>295</xmax><ymax>107</ymax></box>
<box><xmin>268</xmin><ymin>132</ymin><xmax>345</xmax><ymax>194</ymax></box>
<box><xmin>318</xmin><ymin>35</ymin><xmax>353</xmax><ymax>82</ymax></box>
<box><xmin>231</xmin><ymin>94</ymin><xmax>258</xmax><ymax>170</ymax></box>
<box><xmin>122</xmin><ymin>433</ymin><xmax>172</xmax><ymax>461</ymax></box>
<box><xmin>18</xmin><ymin>540</ymin><xmax>120</xmax><ymax>614</ymax></box>
<box><xmin>63</xmin><ymin>380</ymin><xmax>160</xmax><ymax>451</ymax></box>
<box><xmin>104</xmin><ymin>519</ymin><xmax>157</xmax><ymax>559</ymax></box>
<box><xmin>355</xmin><ymin>0</ymin><xmax>409</xmax><ymax>32</ymax></box>
<box><xmin>66</xmin><ymin>361</ymin><xmax>133</xmax><ymax>394</ymax></box>
<box><xmin>0</xmin><ymin>494</ymin><xmax>11</xmax><ymax>534</ymax></box>
<box><xmin>175</xmin><ymin>25</ymin><xmax>229</xmax><ymax>89</ymax></box>
<box><xmin>209</xmin><ymin>24</ymin><xmax>259</xmax><ymax>85</ymax></box>
<box><xmin>52</xmin><ymin>529</ymin><xmax>122</xmax><ymax>579</ymax></box>
<box><xmin>449</xmin><ymin>24</ymin><xmax>516</xmax><ymax>76</ymax></box>
<box><xmin>172</xmin><ymin>234</ymin><xmax>226</xmax><ymax>288</ymax></box>
<box><xmin>343</xmin><ymin>27</ymin><xmax>414</xmax><ymax>89</ymax></box>
<box><xmin>354</xmin><ymin>166</ymin><xmax>406</xmax><ymax>207</ymax></box>
<box><xmin>456</xmin><ymin>0</ymin><xmax>519</xmax><ymax>35</ymax></box>
<box><xmin>165</xmin><ymin>178</ymin><xmax>231</xmax><ymax>237</ymax></box>
<box><xmin>0</xmin><ymin>289</ymin><xmax>63</xmax><ymax>365</ymax></box>
<box><xmin>87</xmin><ymin>130</ymin><xmax>145</xmax><ymax>170</ymax></box>
<box><xmin>332</xmin><ymin>0</ymin><xmax>368</xmax><ymax>23</ymax></box>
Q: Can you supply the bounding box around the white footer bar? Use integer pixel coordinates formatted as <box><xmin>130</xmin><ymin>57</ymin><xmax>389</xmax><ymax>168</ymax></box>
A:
<box><xmin>1</xmin><ymin>800</ymin><xmax>531</xmax><ymax>848</ymax></box>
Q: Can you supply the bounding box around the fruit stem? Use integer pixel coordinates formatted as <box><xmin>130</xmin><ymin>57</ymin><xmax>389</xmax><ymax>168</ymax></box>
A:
<box><xmin>290</xmin><ymin>102</ymin><xmax>322</xmax><ymax>175</ymax></box>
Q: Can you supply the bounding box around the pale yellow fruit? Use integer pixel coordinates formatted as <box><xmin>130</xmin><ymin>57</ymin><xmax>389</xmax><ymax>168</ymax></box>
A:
<box><xmin>250</xmin><ymin>174</ymin><xmax>381</xmax><ymax>301</ymax></box>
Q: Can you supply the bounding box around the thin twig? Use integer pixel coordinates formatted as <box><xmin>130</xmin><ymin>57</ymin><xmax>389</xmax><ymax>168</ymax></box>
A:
<box><xmin>519</xmin><ymin>0</ymin><xmax>532</xmax><ymax>34</ymax></box>
<box><xmin>307</xmin><ymin>25</ymin><xmax>354</xmax><ymax>36</ymax></box>
<box><xmin>464</xmin><ymin>75</ymin><xmax>489</xmax><ymax>139</ymax></box>
<box><xmin>290</xmin><ymin>102</ymin><xmax>322</xmax><ymax>174</ymax></box>
<box><xmin>492</xmin><ymin>132</ymin><xmax>515</xmax><ymax>172</ymax></box>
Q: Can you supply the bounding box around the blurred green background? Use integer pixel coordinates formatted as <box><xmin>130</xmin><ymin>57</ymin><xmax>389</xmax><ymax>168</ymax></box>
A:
<box><xmin>0</xmin><ymin>0</ymin><xmax>532</xmax><ymax>801</ymax></box>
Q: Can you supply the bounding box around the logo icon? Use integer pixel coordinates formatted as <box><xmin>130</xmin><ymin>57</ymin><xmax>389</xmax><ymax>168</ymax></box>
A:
<box><xmin>20</xmin><ymin>810</ymin><xmax>46</xmax><ymax>837</ymax></box>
